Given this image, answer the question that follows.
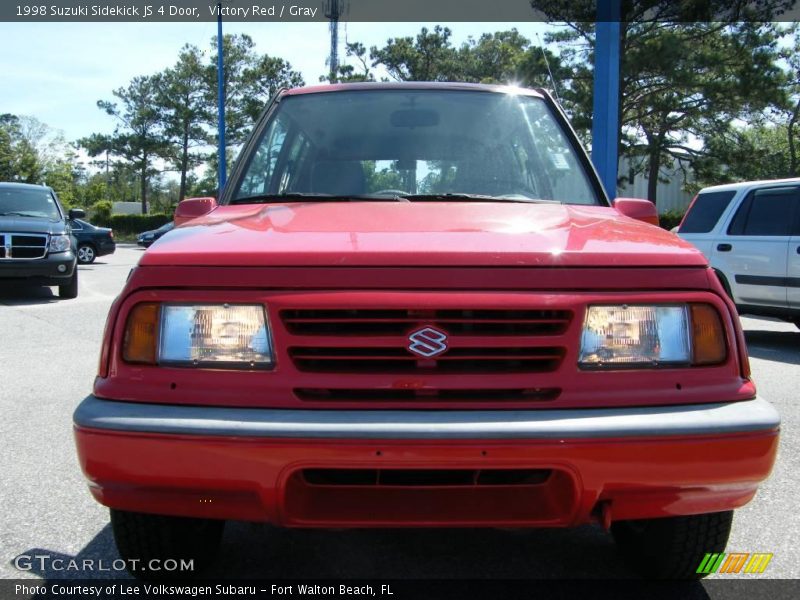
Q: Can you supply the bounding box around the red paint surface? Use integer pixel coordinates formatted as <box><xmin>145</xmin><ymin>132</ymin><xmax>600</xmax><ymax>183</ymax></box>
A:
<box><xmin>147</xmin><ymin>203</ymin><xmax>706</xmax><ymax>268</ymax></box>
<box><xmin>75</xmin><ymin>426</ymin><xmax>778</xmax><ymax>526</ymax></box>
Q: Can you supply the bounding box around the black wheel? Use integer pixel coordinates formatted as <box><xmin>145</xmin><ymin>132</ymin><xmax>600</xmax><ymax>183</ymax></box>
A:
<box><xmin>110</xmin><ymin>509</ymin><xmax>224</xmax><ymax>580</ymax></box>
<box><xmin>77</xmin><ymin>243</ymin><xmax>96</xmax><ymax>264</ymax></box>
<box><xmin>611</xmin><ymin>511</ymin><xmax>733</xmax><ymax>579</ymax></box>
<box><xmin>58</xmin><ymin>270</ymin><xmax>78</xmax><ymax>299</ymax></box>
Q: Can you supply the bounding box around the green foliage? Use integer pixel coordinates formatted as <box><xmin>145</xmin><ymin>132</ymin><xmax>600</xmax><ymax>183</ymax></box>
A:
<box><xmin>322</xmin><ymin>42</ymin><xmax>375</xmax><ymax>83</ymax></box>
<box><xmin>208</xmin><ymin>34</ymin><xmax>304</xmax><ymax>149</ymax></box>
<box><xmin>693</xmin><ymin>123</ymin><xmax>792</xmax><ymax>188</ymax></box>
<box><xmin>80</xmin><ymin>173</ymin><xmax>110</xmax><ymax>207</ymax></box>
<box><xmin>159</xmin><ymin>45</ymin><xmax>212</xmax><ymax>201</ymax></box>
<box><xmin>659</xmin><ymin>209</ymin><xmax>686</xmax><ymax>231</ymax></box>
<box><xmin>0</xmin><ymin>114</ymin><xmax>44</xmax><ymax>182</ymax></box>
<box><xmin>532</xmin><ymin>3</ymin><xmax>788</xmax><ymax>202</ymax></box>
<box><xmin>457</xmin><ymin>30</ymin><xmax>568</xmax><ymax>87</ymax></box>
<box><xmin>765</xmin><ymin>22</ymin><xmax>800</xmax><ymax>178</ymax></box>
<box><xmin>75</xmin><ymin>34</ymin><xmax>302</xmax><ymax>210</ymax></box>
<box><xmin>44</xmin><ymin>158</ymin><xmax>80</xmax><ymax>208</ymax></box>
<box><xmin>362</xmin><ymin>161</ymin><xmax>404</xmax><ymax>191</ymax></box>
<box><xmin>1</xmin><ymin>114</ymin><xmax>84</xmax><ymax>207</ymax></box>
<box><xmin>92</xmin><ymin>200</ymin><xmax>113</xmax><ymax>223</ymax></box>
<box><xmin>93</xmin><ymin>212</ymin><xmax>172</xmax><ymax>234</ymax></box>
<box><xmin>371</xmin><ymin>26</ymin><xmax>461</xmax><ymax>82</ymax></box>
<box><xmin>81</xmin><ymin>75</ymin><xmax>168</xmax><ymax>214</ymax></box>
<box><xmin>361</xmin><ymin>26</ymin><xmax>563</xmax><ymax>89</ymax></box>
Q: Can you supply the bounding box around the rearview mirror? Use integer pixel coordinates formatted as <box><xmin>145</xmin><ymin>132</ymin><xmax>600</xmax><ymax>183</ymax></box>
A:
<box><xmin>174</xmin><ymin>197</ymin><xmax>217</xmax><ymax>226</ymax></box>
<box><xmin>613</xmin><ymin>197</ymin><xmax>659</xmax><ymax>227</ymax></box>
<box><xmin>390</xmin><ymin>109</ymin><xmax>440</xmax><ymax>128</ymax></box>
<box><xmin>68</xmin><ymin>208</ymin><xmax>86</xmax><ymax>220</ymax></box>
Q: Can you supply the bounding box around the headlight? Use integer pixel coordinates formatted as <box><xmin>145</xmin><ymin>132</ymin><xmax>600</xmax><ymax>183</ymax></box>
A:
<box><xmin>123</xmin><ymin>303</ymin><xmax>274</xmax><ymax>369</ymax></box>
<box><xmin>579</xmin><ymin>304</ymin><xmax>726</xmax><ymax>368</ymax></box>
<box><xmin>48</xmin><ymin>234</ymin><xmax>71</xmax><ymax>253</ymax></box>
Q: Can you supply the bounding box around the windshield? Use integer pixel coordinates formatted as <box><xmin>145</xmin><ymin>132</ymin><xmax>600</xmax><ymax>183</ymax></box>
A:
<box><xmin>231</xmin><ymin>89</ymin><xmax>600</xmax><ymax>205</ymax></box>
<box><xmin>0</xmin><ymin>188</ymin><xmax>61</xmax><ymax>220</ymax></box>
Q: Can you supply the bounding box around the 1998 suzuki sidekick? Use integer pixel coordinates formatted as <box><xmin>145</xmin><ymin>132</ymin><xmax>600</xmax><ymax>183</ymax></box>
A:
<box><xmin>73</xmin><ymin>83</ymin><xmax>780</xmax><ymax>579</ymax></box>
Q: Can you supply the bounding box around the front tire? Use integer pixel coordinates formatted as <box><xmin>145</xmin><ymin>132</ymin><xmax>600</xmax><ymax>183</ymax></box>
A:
<box><xmin>58</xmin><ymin>270</ymin><xmax>78</xmax><ymax>299</ymax></box>
<box><xmin>77</xmin><ymin>243</ymin><xmax>96</xmax><ymax>264</ymax></box>
<box><xmin>110</xmin><ymin>509</ymin><xmax>224</xmax><ymax>580</ymax></box>
<box><xmin>611</xmin><ymin>511</ymin><xmax>733</xmax><ymax>579</ymax></box>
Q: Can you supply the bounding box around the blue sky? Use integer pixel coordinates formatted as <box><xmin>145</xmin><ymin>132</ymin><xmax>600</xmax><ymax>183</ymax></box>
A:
<box><xmin>0</xmin><ymin>21</ymin><xmax>552</xmax><ymax>143</ymax></box>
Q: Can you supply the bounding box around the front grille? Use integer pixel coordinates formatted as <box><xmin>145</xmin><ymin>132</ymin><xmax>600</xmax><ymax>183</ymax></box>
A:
<box><xmin>279</xmin><ymin>304</ymin><xmax>571</xmax><ymax>405</ymax></box>
<box><xmin>282</xmin><ymin>308</ymin><xmax>571</xmax><ymax>336</ymax></box>
<box><xmin>289</xmin><ymin>346</ymin><xmax>564</xmax><ymax>374</ymax></box>
<box><xmin>0</xmin><ymin>233</ymin><xmax>48</xmax><ymax>260</ymax></box>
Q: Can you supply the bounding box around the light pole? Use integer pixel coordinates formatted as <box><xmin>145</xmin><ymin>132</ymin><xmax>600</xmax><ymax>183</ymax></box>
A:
<box><xmin>217</xmin><ymin>1</ymin><xmax>227</xmax><ymax>192</ymax></box>
<box><xmin>591</xmin><ymin>0</ymin><xmax>621</xmax><ymax>201</ymax></box>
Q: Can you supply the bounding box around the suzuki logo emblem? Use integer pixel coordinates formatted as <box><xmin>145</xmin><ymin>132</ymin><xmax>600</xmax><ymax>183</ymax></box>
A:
<box><xmin>407</xmin><ymin>326</ymin><xmax>448</xmax><ymax>358</ymax></box>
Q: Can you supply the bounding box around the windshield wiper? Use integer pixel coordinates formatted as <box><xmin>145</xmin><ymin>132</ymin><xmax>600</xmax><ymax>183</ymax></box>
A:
<box><xmin>230</xmin><ymin>192</ymin><xmax>562</xmax><ymax>205</ymax></box>
<box><xmin>392</xmin><ymin>193</ymin><xmax>562</xmax><ymax>204</ymax></box>
<box><xmin>0</xmin><ymin>211</ymin><xmax>41</xmax><ymax>217</ymax></box>
<box><xmin>231</xmin><ymin>192</ymin><xmax>368</xmax><ymax>204</ymax></box>
<box><xmin>230</xmin><ymin>192</ymin><xmax>417</xmax><ymax>204</ymax></box>
<box><xmin>230</xmin><ymin>192</ymin><xmax>337</xmax><ymax>204</ymax></box>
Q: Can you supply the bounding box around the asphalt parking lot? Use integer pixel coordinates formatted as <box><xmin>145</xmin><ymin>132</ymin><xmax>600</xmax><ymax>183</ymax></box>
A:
<box><xmin>1</xmin><ymin>244</ymin><xmax>797</xmax><ymax>583</ymax></box>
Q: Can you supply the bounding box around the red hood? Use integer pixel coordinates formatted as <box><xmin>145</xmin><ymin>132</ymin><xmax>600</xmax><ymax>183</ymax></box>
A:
<box><xmin>140</xmin><ymin>202</ymin><xmax>706</xmax><ymax>268</ymax></box>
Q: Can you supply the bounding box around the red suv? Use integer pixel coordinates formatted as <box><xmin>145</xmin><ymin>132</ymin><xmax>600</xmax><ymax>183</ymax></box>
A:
<box><xmin>73</xmin><ymin>83</ymin><xmax>779</xmax><ymax>579</ymax></box>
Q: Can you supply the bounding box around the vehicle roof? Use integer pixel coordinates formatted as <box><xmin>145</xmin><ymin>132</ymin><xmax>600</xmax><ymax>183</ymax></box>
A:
<box><xmin>698</xmin><ymin>177</ymin><xmax>800</xmax><ymax>193</ymax></box>
<box><xmin>0</xmin><ymin>182</ymin><xmax>53</xmax><ymax>192</ymax></box>
<box><xmin>282</xmin><ymin>81</ymin><xmax>546</xmax><ymax>98</ymax></box>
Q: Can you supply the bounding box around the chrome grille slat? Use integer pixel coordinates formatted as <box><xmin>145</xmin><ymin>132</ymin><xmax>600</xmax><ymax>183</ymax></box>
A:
<box><xmin>0</xmin><ymin>232</ymin><xmax>48</xmax><ymax>260</ymax></box>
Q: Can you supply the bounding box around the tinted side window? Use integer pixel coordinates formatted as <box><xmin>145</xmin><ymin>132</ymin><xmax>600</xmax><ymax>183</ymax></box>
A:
<box><xmin>680</xmin><ymin>191</ymin><xmax>735</xmax><ymax>233</ymax></box>
<box><xmin>237</xmin><ymin>114</ymin><xmax>289</xmax><ymax>198</ymax></box>
<box><xmin>728</xmin><ymin>188</ymin><xmax>799</xmax><ymax>236</ymax></box>
<box><xmin>793</xmin><ymin>198</ymin><xmax>800</xmax><ymax>235</ymax></box>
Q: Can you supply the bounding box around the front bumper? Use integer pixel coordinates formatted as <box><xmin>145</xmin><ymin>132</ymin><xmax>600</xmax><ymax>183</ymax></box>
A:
<box><xmin>0</xmin><ymin>252</ymin><xmax>76</xmax><ymax>284</ymax></box>
<box><xmin>74</xmin><ymin>395</ymin><xmax>779</xmax><ymax>527</ymax></box>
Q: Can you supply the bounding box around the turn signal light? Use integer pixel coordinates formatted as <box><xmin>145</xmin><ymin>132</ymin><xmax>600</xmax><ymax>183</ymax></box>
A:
<box><xmin>690</xmin><ymin>304</ymin><xmax>726</xmax><ymax>365</ymax></box>
<box><xmin>123</xmin><ymin>303</ymin><xmax>160</xmax><ymax>364</ymax></box>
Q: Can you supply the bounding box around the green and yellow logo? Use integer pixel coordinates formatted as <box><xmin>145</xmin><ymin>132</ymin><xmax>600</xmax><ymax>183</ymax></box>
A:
<box><xmin>696</xmin><ymin>552</ymin><xmax>773</xmax><ymax>574</ymax></box>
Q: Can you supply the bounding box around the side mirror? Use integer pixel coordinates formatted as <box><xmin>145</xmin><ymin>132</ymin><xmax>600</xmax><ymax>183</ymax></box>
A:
<box><xmin>68</xmin><ymin>208</ymin><xmax>86</xmax><ymax>220</ymax></box>
<box><xmin>174</xmin><ymin>197</ymin><xmax>217</xmax><ymax>226</ymax></box>
<box><xmin>613</xmin><ymin>197</ymin><xmax>659</xmax><ymax>227</ymax></box>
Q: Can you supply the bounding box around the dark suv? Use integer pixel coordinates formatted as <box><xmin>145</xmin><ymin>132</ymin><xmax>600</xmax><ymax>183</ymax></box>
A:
<box><xmin>0</xmin><ymin>182</ymin><xmax>85</xmax><ymax>298</ymax></box>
